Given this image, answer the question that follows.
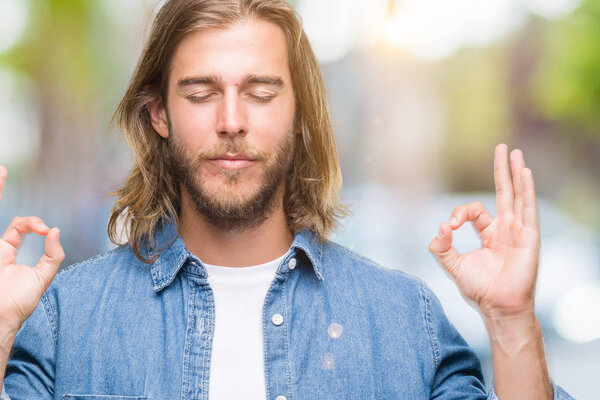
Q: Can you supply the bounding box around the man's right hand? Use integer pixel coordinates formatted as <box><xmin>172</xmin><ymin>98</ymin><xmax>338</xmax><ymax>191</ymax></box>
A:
<box><xmin>0</xmin><ymin>165</ymin><xmax>65</xmax><ymax>335</ymax></box>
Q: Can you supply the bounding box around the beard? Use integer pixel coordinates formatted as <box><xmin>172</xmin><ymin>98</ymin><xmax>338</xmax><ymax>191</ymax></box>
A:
<box><xmin>165</xmin><ymin>122</ymin><xmax>296</xmax><ymax>233</ymax></box>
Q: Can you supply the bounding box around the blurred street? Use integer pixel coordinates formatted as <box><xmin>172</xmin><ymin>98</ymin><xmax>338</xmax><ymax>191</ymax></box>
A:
<box><xmin>1</xmin><ymin>0</ymin><xmax>598</xmax><ymax>397</ymax></box>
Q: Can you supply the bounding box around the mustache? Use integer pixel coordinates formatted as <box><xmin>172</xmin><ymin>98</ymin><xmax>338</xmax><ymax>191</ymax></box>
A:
<box><xmin>190</xmin><ymin>141</ymin><xmax>268</xmax><ymax>163</ymax></box>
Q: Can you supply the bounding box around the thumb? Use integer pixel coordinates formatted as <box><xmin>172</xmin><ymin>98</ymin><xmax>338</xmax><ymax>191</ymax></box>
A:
<box><xmin>34</xmin><ymin>227</ymin><xmax>65</xmax><ymax>290</ymax></box>
<box><xmin>428</xmin><ymin>222</ymin><xmax>461</xmax><ymax>280</ymax></box>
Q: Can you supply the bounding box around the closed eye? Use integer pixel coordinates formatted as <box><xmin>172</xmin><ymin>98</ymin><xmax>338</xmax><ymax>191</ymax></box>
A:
<box><xmin>248</xmin><ymin>93</ymin><xmax>275</xmax><ymax>103</ymax></box>
<box><xmin>187</xmin><ymin>92</ymin><xmax>275</xmax><ymax>103</ymax></box>
<box><xmin>189</xmin><ymin>93</ymin><xmax>217</xmax><ymax>102</ymax></box>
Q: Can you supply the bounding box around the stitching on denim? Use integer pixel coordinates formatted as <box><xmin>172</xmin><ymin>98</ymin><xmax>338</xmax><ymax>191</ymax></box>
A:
<box><xmin>181</xmin><ymin>282</ymin><xmax>195</xmax><ymax>399</ymax></box>
<box><xmin>420</xmin><ymin>281</ymin><xmax>440</xmax><ymax>369</ymax></box>
<box><xmin>152</xmin><ymin>251</ymin><xmax>190</xmax><ymax>290</ymax></box>
<box><xmin>313</xmin><ymin>236</ymin><xmax>323</xmax><ymax>268</ymax></box>
<box><xmin>292</xmin><ymin>246</ymin><xmax>323</xmax><ymax>281</ymax></box>
<box><xmin>327</xmin><ymin>241</ymin><xmax>394</xmax><ymax>271</ymax></box>
<box><xmin>56</xmin><ymin>248</ymin><xmax>119</xmax><ymax>276</ymax></box>
<box><xmin>41</xmin><ymin>292</ymin><xmax>58</xmax><ymax>347</ymax></box>
<box><xmin>62</xmin><ymin>396</ymin><xmax>150</xmax><ymax>399</ymax></box>
<box><xmin>274</xmin><ymin>251</ymin><xmax>293</xmax><ymax>278</ymax></box>
<box><xmin>202</xmin><ymin>284</ymin><xmax>215</xmax><ymax>400</ymax></box>
<box><xmin>282</xmin><ymin>278</ymin><xmax>293</xmax><ymax>399</ymax></box>
<box><xmin>262</xmin><ymin>274</ymin><xmax>279</xmax><ymax>400</ymax></box>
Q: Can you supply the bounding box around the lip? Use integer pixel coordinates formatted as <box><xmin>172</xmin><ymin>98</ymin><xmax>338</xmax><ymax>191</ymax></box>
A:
<box><xmin>209</xmin><ymin>153</ymin><xmax>256</xmax><ymax>170</ymax></box>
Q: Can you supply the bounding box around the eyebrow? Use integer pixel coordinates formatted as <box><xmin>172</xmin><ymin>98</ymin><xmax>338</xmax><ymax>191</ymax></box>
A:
<box><xmin>177</xmin><ymin>73</ymin><xmax>284</xmax><ymax>88</ymax></box>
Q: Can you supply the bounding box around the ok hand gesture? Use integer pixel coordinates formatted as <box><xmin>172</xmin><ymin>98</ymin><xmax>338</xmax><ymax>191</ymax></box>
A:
<box><xmin>429</xmin><ymin>144</ymin><xmax>540</xmax><ymax>319</ymax></box>
<box><xmin>0</xmin><ymin>166</ymin><xmax>65</xmax><ymax>334</ymax></box>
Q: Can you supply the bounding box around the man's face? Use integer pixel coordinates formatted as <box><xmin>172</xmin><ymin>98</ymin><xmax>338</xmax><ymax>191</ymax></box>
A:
<box><xmin>155</xmin><ymin>19</ymin><xmax>298</xmax><ymax>231</ymax></box>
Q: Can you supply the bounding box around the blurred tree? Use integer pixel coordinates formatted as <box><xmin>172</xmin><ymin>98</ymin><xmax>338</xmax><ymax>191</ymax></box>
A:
<box><xmin>438</xmin><ymin>44</ymin><xmax>513</xmax><ymax>192</ymax></box>
<box><xmin>526</xmin><ymin>1</ymin><xmax>600</xmax><ymax>230</ymax></box>
<box><xmin>532</xmin><ymin>0</ymin><xmax>600</xmax><ymax>137</ymax></box>
<box><xmin>0</xmin><ymin>0</ymin><xmax>127</xmax><ymax>264</ymax></box>
<box><xmin>438</xmin><ymin>7</ymin><xmax>600</xmax><ymax>230</ymax></box>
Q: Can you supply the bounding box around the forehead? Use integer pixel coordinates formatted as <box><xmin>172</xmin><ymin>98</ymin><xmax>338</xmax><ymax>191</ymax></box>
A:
<box><xmin>169</xmin><ymin>19</ymin><xmax>291</xmax><ymax>84</ymax></box>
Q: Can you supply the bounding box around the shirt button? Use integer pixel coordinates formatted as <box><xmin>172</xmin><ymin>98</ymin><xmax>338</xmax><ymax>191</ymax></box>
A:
<box><xmin>288</xmin><ymin>258</ymin><xmax>297</xmax><ymax>270</ymax></box>
<box><xmin>276</xmin><ymin>396</ymin><xmax>287</xmax><ymax>400</ymax></box>
<box><xmin>271</xmin><ymin>313</ymin><xmax>284</xmax><ymax>326</ymax></box>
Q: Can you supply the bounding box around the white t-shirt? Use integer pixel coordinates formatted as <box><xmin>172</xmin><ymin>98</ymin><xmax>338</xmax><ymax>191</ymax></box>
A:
<box><xmin>204</xmin><ymin>253</ymin><xmax>286</xmax><ymax>400</ymax></box>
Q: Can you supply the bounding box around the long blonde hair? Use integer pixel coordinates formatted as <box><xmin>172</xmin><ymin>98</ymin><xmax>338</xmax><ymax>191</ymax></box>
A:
<box><xmin>108</xmin><ymin>0</ymin><xmax>349</xmax><ymax>262</ymax></box>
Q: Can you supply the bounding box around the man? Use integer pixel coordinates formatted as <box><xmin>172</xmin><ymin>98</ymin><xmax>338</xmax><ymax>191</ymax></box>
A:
<box><xmin>0</xmin><ymin>0</ymin><xmax>574</xmax><ymax>399</ymax></box>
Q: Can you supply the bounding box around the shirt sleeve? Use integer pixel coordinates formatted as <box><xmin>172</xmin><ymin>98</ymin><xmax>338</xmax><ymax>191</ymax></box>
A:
<box><xmin>1</xmin><ymin>384</ymin><xmax>11</xmax><ymax>400</ymax></box>
<box><xmin>420</xmin><ymin>280</ymin><xmax>488</xmax><ymax>399</ymax></box>
<box><xmin>3</xmin><ymin>292</ymin><xmax>56</xmax><ymax>399</ymax></box>
<box><xmin>420</xmin><ymin>281</ymin><xmax>575</xmax><ymax>400</ymax></box>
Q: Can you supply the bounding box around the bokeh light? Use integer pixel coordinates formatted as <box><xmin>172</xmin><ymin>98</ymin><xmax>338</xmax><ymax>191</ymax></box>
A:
<box><xmin>327</xmin><ymin>322</ymin><xmax>344</xmax><ymax>338</ymax></box>
<box><xmin>553</xmin><ymin>282</ymin><xmax>600</xmax><ymax>343</ymax></box>
<box><xmin>0</xmin><ymin>0</ymin><xmax>28</xmax><ymax>54</ymax></box>
<box><xmin>321</xmin><ymin>352</ymin><xmax>337</xmax><ymax>370</ymax></box>
<box><xmin>525</xmin><ymin>0</ymin><xmax>583</xmax><ymax>19</ymax></box>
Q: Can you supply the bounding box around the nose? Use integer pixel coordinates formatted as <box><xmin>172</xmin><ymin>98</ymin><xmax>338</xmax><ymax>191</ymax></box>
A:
<box><xmin>215</xmin><ymin>89</ymin><xmax>248</xmax><ymax>137</ymax></box>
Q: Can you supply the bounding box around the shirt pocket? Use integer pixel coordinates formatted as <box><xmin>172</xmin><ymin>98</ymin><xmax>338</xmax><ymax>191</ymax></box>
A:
<box><xmin>62</xmin><ymin>396</ymin><xmax>150</xmax><ymax>400</ymax></box>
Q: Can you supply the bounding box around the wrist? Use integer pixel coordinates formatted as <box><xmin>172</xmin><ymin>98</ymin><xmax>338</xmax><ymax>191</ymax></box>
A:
<box><xmin>0</xmin><ymin>325</ymin><xmax>17</xmax><ymax>353</ymax></box>
<box><xmin>480</xmin><ymin>297</ymin><xmax>535</xmax><ymax>323</ymax></box>
<box><xmin>484</xmin><ymin>309</ymin><xmax>539</xmax><ymax>337</ymax></box>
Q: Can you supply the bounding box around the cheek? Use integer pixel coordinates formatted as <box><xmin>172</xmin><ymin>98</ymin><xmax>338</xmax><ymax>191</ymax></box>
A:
<box><xmin>250</xmin><ymin>99</ymin><xmax>296</xmax><ymax>142</ymax></box>
<box><xmin>169</xmin><ymin>101</ymin><xmax>217</xmax><ymax>148</ymax></box>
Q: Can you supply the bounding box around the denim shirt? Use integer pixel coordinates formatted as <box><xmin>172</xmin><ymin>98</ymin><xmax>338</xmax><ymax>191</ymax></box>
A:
<box><xmin>2</xmin><ymin>223</ymin><xmax>573</xmax><ymax>400</ymax></box>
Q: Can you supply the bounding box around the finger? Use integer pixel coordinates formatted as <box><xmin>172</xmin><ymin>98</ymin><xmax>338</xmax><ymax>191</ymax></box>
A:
<box><xmin>521</xmin><ymin>168</ymin><xmax>539</xmax><ymax>228</ymax></box>
<box><xmin>510</xmin><ymin>149</ymin><xmax>526</xmax><ymax>222</ymax></box>
<box><xmin>34</xmin><ymin>228</ymin><xmax>65</xmax><ymax>290</ymax></box>
<box><xmin>494</xmin><ymin>143</ymin><xmax>514</xmax><ymax>217</ymax></box>
<box><xmin>1</xmin><ymin>216</ymin><xmax>51</xmax><ymax>249</ymax></box>
<box><xmin>0</xmin><ymin>165</ymin><xmax>7</xmax><ymax>204</ymax></box>
<box><xmin>449</xmin><ymin>201</ymin><xmax>494</xmax><ymax>234</ymax></box>
<box><xmin>429</xmin><ymin>222</ymin><xmax>461</xmax><ymax>280</ymax></box>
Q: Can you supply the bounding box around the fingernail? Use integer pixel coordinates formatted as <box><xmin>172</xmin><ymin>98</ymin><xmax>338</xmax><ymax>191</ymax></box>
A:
<box><xmin>38</xmin><ymin>223</ymin><xmax>49</xmax><ymax>231</ymax></box>
<box><xmin>450</xmin><ymin>217</ymin><xmax>457</xmax><ymax>226</ymax></box>
<box><xmin>437</xmin><ymin>226</ymin><xmax>444</xmax><ymax>238</ymax></box>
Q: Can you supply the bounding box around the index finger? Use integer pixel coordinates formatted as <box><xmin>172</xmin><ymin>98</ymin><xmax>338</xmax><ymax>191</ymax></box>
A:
<box><xmin>494</xmin><ymin>144</ymin><xmax>514</xmax><ymax>217</ymax></box>
<box><xmin>0</xmin><ymin>165</ymin><xmax>7</xmax><ymax>204</ymax></box>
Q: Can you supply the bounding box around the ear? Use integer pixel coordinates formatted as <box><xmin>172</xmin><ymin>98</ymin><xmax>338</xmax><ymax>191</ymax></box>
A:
<box><xmin>147</xmin><ymin>97</ymin><xmax>170</xmax><ymax>139</ymax></box>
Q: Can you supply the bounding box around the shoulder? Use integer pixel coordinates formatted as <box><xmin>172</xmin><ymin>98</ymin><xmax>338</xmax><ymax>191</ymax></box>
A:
<box><xmin>321</xmin><ymin>239</ymin><xmax>424</xmax><ymax>284</ymax></box>
<box><xmin>55</xmin><ymin>245</ymin><xmax>140</xmax><ymax>280</ymax></box>
<box><xmin>45</xmin><ymin>244</ymin><xmax>148</xmax><ymax>300</ymax></box>
<box><xmin>319</xmin><ymin>239</ymin><xmax>431</xmax><ymax>302</ymax></box>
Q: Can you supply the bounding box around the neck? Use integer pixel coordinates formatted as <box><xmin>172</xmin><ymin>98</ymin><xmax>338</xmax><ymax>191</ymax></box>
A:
<box><xmin>178</xmin><ymin>184</ymin><xmax>294</xmax><ymax>267</ymax></box>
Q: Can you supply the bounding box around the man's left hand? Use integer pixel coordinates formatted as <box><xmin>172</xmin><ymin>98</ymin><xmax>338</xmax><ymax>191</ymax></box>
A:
<box><xmin>429</xmin><ymin>143</ymin><xmax>540</xmax><ymax>319</ymax></box>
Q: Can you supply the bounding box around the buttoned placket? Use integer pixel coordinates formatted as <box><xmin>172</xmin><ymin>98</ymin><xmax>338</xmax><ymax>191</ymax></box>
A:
<box><xmin>180</xmin><ymin>259</ymin><xmax>216</xmax><ymax>400</ymax></box>
<box><xmin>176</xmin><ymin>253</ymin><xmax>299</xmax><ymax>400</ymax></box>
<box><xmin>146</xmin><ymin>226</ymin><xmax>325</xmax><ymax>397</ymax></box>
<box><xmin>262</xmin><ymin>253</ymin><xmax>298</xmax><ymax>400</ymax></box>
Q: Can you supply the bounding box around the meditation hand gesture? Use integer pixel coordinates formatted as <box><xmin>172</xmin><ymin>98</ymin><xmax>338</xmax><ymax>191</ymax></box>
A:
<box><xmin>429</xmin><ymin>144</ymin><xmax>540</xmax><ymax>319</ymax></box>
<box><xmin>0</xmin><ymin>166</ymin><xmax>65</xmax><ymax>334</ymax></box>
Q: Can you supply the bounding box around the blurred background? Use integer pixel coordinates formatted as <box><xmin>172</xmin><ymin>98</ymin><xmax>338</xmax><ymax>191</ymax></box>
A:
<box><xmin>1</xmin><ymin>0</ymin><xmax>599</xmax><ymax>397</ymax></box>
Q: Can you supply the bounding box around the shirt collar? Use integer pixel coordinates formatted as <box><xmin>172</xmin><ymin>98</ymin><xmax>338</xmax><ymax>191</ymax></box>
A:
<box><xmin>149</xmin><ymin>221</ymin><xmax>324</xmax><ymax>292</ymax></box>
<box><xmin>149</xmin><ymin>220</ymin><xmax>191</xmax><ymax>292</ymax></box>
<box><xmin>288</xmin><ymin>228</ymin><xmax>324</xmax><ymax>281</ymax></box>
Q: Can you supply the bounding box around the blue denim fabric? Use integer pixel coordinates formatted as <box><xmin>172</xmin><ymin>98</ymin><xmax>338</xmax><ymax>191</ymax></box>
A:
<box><xmin>2</xmin><ymin>222</ymin><xmax>573</xmax><ymax>399</ymax></box>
